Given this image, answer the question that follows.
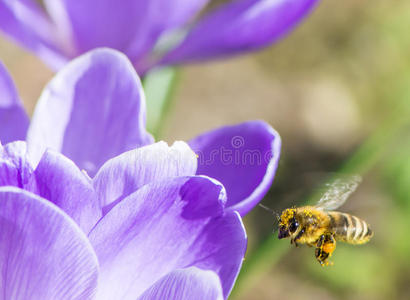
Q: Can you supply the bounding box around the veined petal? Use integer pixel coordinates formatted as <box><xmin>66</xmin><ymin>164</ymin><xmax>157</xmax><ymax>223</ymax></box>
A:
<box><xmin>93</xmin><ymin>141</ymin><xmax>197</xmax><ymax>213</ymax></box>
<box><xmin>27</xmin><ymin>48</ymin><xmax>153</xmax><ymax>175</ymax></box>
<box><xmin>0</xmin><ymin>61</ymin><xmax>28</xmax><ymax>143</ymax></box>
<box><xmin>0</xmin><ymin>142</ymin><xmax>101</xmax><ymax>233</ymax></box>
<box><xmin>138</xmin><ymin>267</ymin><xmax>223</xmax><ymax>300</ymax></box>
<box><xmin>161</xmin><ymin>0</ymin><xmax>319</xmax><ymax>64</ymax></box>
<box><xmin>44</xmin><ymin>0</ymin><xmax>210</xmax><ymax>69</ymax></box>
<box><xmin>0</xmin><ymin>186</ymin><xmax>99</xmax><ymax>300</ymax></box>
<box><xmin>89</xmin><ymin>176</ymin><xmax>246</xmax><ymax>300</ymax></box>
<box><xmin>189</xmin><ymin>121</ymin><xmax>281</xmax><ymax>216</ymax></box>
<box><xmin>0</xmin><ymin>0</ymin><xmax>68</xmax><ymax>70</ymax></box>
<box><xmin>33</xmin><ymin>149</ymin><xmax>101</xmax><ymax>234</ymax></box>
<box><xmin>0</xmin><ymin>141</ymin><xmax>33</xmax><ymax>188</ymax></box>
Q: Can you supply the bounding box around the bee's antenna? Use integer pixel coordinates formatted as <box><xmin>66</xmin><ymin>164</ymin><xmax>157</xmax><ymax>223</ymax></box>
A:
<box><xmin>258</xmin><ymin>203</ymin><xmax>280</xmax><ymax>219</ymax></box>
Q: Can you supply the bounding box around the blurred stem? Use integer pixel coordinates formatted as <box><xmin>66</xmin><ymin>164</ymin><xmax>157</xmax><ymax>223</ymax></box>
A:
<box><xmin>230</xmin><ymin>238</ymin><xmax>288</xmax><ymax>298</ymax></box>
<box><xmin>232</xmin><ymin>103</ymin><xmax>410</xmax><ymax>298</ymax></box>
<box><xmin>143</xmin><ymin>67</ymin><xmax>179</xmax><ymax>139</ymax></box>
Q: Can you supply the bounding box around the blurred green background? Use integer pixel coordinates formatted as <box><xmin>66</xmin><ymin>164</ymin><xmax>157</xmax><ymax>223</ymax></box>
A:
<box><xmin>1</xmin><ymin>1</ymin><xmax>410</xmax><ymax>299</ymax></box>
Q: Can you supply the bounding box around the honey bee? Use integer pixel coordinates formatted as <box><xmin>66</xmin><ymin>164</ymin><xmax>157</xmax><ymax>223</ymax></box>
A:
<box><xmin>275</xmin><ymin>175</ymin><xmax>373</xmax><ymax>266</ymax></box>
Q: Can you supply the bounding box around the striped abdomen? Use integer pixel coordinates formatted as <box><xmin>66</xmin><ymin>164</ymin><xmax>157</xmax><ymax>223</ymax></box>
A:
<box><xmin>328</xmin><ymin>212</ymin><xmax>373</xmax><ymax>244</ymax></box>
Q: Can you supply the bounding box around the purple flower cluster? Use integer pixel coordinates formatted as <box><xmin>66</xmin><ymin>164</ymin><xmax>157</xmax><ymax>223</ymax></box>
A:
<box><xmin>0</xmin><ymin>0</ymin><xmax>318</xmax><ymax>73</ymax></box>
<box><xmin>0</xmin><ymin>48</ymin><xmax>281</xmax><ymax>298</ymax></box>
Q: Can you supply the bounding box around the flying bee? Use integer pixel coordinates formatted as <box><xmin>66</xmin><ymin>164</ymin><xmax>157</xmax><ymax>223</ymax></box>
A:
<box><xmin>263</xmin><ymin>175</ymin><xmax>373</xmax><ymax>266</ymax></box>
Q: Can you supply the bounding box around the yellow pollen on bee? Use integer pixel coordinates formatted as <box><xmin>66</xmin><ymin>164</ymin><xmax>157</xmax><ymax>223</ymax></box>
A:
<box><xmin>303</xmin><ymin>209</ymin><xmax>313</xmax><ymax>218</ymax></box>
<box><xmin>279</xmin><ymin>208</ymin><xmax>296</xmax><ymax>226</ymax></box>
<box><xmin>322</xmin><ymin>243</ymin><xmax>335</xmax><ymax>254</ymax></box>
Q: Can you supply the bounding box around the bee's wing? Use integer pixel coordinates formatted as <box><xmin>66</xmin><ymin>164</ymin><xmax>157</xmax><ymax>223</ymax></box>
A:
<box><xmin>315</xmin><ymin>175</ymin><xmax>362</xmax><ymax>211</ymax></box>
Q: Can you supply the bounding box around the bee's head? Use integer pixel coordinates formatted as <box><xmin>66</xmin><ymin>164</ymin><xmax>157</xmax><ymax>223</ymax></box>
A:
<box><xmin>278</xmin><ymin>208</ymin><xmax>299</xmax><ymax>239</ymax></box>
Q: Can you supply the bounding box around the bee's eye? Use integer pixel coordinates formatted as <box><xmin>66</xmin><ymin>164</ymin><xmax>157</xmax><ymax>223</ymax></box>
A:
<box><xmin>289</xmin><ymin>219</ymin><xmax>299</xmax><ymax>233</ymax></box>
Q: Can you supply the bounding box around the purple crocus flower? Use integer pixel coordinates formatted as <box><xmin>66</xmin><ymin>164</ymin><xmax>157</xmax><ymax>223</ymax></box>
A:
<box><xmin>1</xmin><ymin>140</ymin><xmax>245</xmax><ymax>299</ymax></box>
<box><xmin>0</xmin><ymin>48</ymin><xmax>281</xmax><ymax>298</ymax></box>
<box><xmin>0</xmin><ymin>0</ymin><xmax>318</xmax><ymax>73</ymax></box>
<box><xmin>1</xmin><ymin>47</ymin><xmax>281</xmax><ymax>217</ymax></box>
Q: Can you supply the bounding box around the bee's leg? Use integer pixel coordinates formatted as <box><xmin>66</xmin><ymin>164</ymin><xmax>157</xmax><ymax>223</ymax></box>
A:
<box><xmin>291</xmin><ymin>228</ymin><xmax>305</xmax><ymax>247</ymax></box>
<box><xmin>293</xmin><ymin>228</ymin><xmax>305</xmax><ymax>247</ymax></box>
<box><xmin>315</xmin><ymin>233</ymin><xmax>336</xmax><ymax>266</ymax></box>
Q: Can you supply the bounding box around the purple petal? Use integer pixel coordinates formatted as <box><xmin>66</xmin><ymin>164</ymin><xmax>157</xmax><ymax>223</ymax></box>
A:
<box><xmin>44</xmin><ymin>0</ymin><xmax>210</xmax><ymax>69</ymax></box>
<box><xmin>89</xmin><ymin>176</ymin><xmax>246</xmax><ymax>299</ymax></box>
<box><xmin>0</xmin><ymin>0</ymin><xmax>68</xmax><ymax>70</ymax></box>
<box><xmin>27</xmin><ymin>48</ymin><xmax>153</xmax><ymax>176</ymax></box>
<box><xmin>189</xmin><ymin>121</ymin><xmax>281</xmax><ymax>216</ymax></box>
<box><xmin>0</xmin><ymin>141</ymin><xmax>101</xmax><ymax>233</ymax></box>
<box><xmin>0</xmin><ymin>186</ymin><xmax>99</xmax><ymax>299</ymax></box>
<box><xmin>138</xmin><ymin>267</ymin><xmax>223</xmax><ymax>300</ymax></box>
<box><xmin>0</xmin><ymin>141</ymin><xmax>33</xmax><ymax>188</ymax></box>
<box><xmin>161</xmin><ymin>0</ymin><xmax>319</xmax><ymax>64</ymax></box>
<box><xmin>0</xmin><ymin>61</ymin><xmax>29</xmax><ymax>143</ymax></box>
<box><xmin>32</xmin><ymin>149</ymin><xmax>101</xmax><ymax>234</ymax></box>
<box><xmin>93</xmin><ymin>141</ymin><xmax>197</xmax><ymax>213</ymax></box>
